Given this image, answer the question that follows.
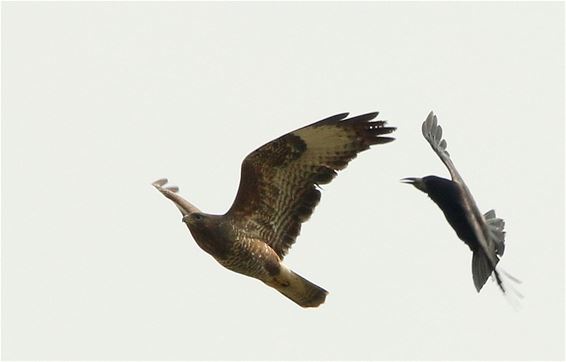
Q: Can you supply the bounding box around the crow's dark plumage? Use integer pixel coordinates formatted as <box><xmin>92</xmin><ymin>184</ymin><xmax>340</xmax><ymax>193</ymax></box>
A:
<box><xmin>402</xmin><ymin>112</ymin><xmax>519</xmax><ymax>297</ymax></box>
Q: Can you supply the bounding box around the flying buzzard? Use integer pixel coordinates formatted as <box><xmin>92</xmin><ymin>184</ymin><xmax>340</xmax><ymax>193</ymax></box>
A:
<box><xmin>153</xmin><ymin>112</ymin><xmax>396</xmax><ymax>307</ymax></box>
<box><xmin>402</xmin><ymin>112</ymin><xmax>521</xmax><ymax>298</ymax></box>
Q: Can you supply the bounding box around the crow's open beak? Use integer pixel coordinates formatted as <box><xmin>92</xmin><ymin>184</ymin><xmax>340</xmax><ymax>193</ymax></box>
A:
<box><xmin>400</xmin><ymin>177</ymin><xmax>417</xmax><ymax>184</ymax></box>
<box><xmin>400</xmin><ymin>177</ymin><xmax>427</xmax><ymax>192</ymax></box>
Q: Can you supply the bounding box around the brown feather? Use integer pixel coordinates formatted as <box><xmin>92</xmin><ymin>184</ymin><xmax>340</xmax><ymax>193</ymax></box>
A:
<box><xmin>227</xmin><ymin>112</ymin><xmax>396</xmax><ymax>258</ymax></box>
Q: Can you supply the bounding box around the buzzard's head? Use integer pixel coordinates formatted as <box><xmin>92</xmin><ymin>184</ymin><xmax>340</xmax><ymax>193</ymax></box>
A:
<box><xmin>182</xmin><ymin>213</ymin><xmax>230</xmax><ymax>257</ymax></box>
<box><xmin>182</xmin><ymin>212</ymin><xmax>225</xmax><ymax>239</ymax></box>
<box><xmin>182</xmin><ymin>212</ymin><xmax>210</xmax><ymax>228</ymax></box>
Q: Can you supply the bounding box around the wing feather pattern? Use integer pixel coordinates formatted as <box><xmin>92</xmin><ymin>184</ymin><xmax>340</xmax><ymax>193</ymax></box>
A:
<box><xmin>226</xmin><ymin>112</ymin><xmax>395</xmax><ymax>258</ymax></box>
<box><xmin>422</xmin><ymin>111</ymin><xmax>460</xmax><ymax>181</ymax></box>
<box><xmin>422</xmin><ymin>112</ymin><xmax>504</xmax><ymax>287</ymax></box>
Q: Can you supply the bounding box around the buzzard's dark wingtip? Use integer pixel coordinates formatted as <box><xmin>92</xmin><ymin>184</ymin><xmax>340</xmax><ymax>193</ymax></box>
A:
<box><xmin>361</xmin><ymin>111</ymin><xmax>380</xmax><ymax>120</ymax></box>
<box><xmin>342</xmin><ymin>111</ymin><xmax>380</xmax><ymax>124</ymax></box>
<box><xmin>375</xmin><ymin>122</ymin><xmax>396</xmax><ymax>133</ymax></box>
<box><xmin>375</xmin><ymin>136</ymin><xmax>396</xmax><ymax>144</ymax></box>
<box><xmin>365</xmin><ymin>120</ymin><xmax>396</xmax><ymax>145</ymax></box>
<box><xmin>312</xmin><ymin>112</ymin><xmax>350</xmax><ymax>127</ymax></box>
<box><xmin>312</xmin><ymin>111</ymin><xmax>383</xmax><ymax>128</ymax></box>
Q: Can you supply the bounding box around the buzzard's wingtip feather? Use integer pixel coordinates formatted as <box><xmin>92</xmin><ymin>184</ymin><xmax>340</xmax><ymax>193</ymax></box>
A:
<box><xmin>152</xmin><ymin>178</ymin><xmax>168</xmax><ymax>188</ymax></box>
<box><xmin>312</xmin><ymin>112</ymin><xmax>350</xmax><ymax>127</ymax></box>
<box><xmin>380</xmin><ymin>124</ymin><xmax>397</xmax><ymax>133</ymax></box>
<box><xmin>364</xmin><ymin>111</ymin><xmax>380</xmax><ymax>120</ymax></box>
<box><xmin>342</xmin><ymin>111</ymin><xmax>380</xmax><ymax>124</ymax></box>
<box><xmin>375</xmin><ymin>136</ymin><xmax>396</xmax><ymax>144</ymax></box>
<box><xmin>365</xmin><ymin>120</ymin><xmax>396</xmax><ymax>145</ymax></box>
<box><xmin>152</xmin><ymin>178</ymin><xmax>179</xmax><ymax>193</ymax></box>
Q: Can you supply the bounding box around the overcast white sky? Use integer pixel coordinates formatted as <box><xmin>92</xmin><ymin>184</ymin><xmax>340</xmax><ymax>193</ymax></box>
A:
<box><xmin>2</xmin><ymin>2</ymin><xmax>564</xmax><ymax>360</ymax></box>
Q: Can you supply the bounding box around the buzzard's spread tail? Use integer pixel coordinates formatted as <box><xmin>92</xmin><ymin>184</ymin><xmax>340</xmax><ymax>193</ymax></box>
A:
<box><xmin>272</xmin><ymin>267</ymin><xmax>328</xmax><ymax>308</ymax></box>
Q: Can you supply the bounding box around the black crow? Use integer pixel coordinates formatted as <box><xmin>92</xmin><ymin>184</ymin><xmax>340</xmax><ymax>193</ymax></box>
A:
<box><xmin>402</xmin><ymin>112</ymin><xmax>520</xmax><ymax>296</ymax></box>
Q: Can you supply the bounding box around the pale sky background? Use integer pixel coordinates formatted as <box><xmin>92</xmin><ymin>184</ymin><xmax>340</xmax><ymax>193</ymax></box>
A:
<box><xmin>1</xmin><ymin>2</ymin><xmax>564</xmax><ymax>360</ymax></box>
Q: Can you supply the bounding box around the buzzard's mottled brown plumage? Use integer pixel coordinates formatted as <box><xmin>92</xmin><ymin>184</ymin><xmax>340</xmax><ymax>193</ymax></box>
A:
<box><xmin>154</xmin><ymin>112</ymin><xmax>395</xmax><ymax>307</ymax></box>
<box><xmin>227</xmin><ymin>112</ymin><xmax>394</xmax><ymax>258</ymax></box>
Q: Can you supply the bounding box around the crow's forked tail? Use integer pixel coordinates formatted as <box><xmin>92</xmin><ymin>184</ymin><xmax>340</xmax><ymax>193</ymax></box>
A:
<box><xmin>472</xmin><ymin>250</ymin><xmax>523</xmax><ymax>307</ymax></box>
<box><xmin>472</xmin><ymin>250</ymin><xmax>498</xmax><ymax>292</ymax></box>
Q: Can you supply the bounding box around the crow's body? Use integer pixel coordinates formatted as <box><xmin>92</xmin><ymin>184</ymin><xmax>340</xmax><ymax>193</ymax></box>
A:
<box><xmin>403</xmin><ymin>112</ymin><xmax>518</xmax><ymax>296</ymax></box>
<box><xmin>420</xmin><ymin>176</ymin><xmax>478</xmax><ymax>251</ymax></box>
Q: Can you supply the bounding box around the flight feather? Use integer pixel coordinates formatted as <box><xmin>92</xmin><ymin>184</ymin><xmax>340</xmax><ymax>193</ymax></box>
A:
<box><xmin>227</xmin><ymin>112</ymin><xmax>395</xmax><ymax>258</ymax></box>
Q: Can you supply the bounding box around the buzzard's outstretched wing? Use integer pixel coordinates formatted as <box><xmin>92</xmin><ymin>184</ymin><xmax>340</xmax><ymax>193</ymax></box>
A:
<box><xmin>226</xmin><ymin>112</ymin><xmax>395</xmax><ymax>259</ymax></box>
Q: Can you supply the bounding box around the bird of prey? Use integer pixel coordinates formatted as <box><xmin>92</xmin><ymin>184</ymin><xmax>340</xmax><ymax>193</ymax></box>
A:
<box><xmin>153</xmin><ymin>112</ymin><xmax>396</xmax><ymax>308</ymax></box>
<box><xmin>402</xmin><ymin>111</ymin><xmax>519</xmax><ymax>295</ymax></box>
